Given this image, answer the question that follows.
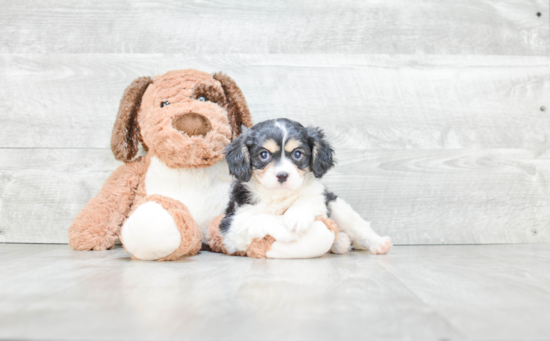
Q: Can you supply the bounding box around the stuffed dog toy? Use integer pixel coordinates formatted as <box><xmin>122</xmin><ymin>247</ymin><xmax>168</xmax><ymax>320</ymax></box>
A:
<box><xmin>207</xmin><ymin>118</ymin><xmax>393</xmax><ymax>259</ymax></box>
<box><xmin>68</xmin><ymin>69</ymin><xmax>253</xmax><ymax>261</ymax></box>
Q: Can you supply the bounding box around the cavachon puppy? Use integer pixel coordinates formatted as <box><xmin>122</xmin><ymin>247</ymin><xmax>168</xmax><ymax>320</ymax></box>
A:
<box><xmin>218</xmin><ymin>118</ymin><xmax>392</xmax><ymax>258</ymax></box>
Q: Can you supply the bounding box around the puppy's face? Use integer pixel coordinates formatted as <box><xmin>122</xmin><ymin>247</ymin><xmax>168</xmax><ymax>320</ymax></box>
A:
<box><xmin>249</xmin><ymin>121</ymin><xmax>312</xmax><ymax>190</ymax></box>
<box><xmin>226</xmin><ymin>119</ymin><xmax>335</xmax><ymax>191</ymax></box>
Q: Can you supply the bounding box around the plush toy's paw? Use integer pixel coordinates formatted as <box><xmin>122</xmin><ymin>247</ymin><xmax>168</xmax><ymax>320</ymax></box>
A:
<box><xmin>68</xmin><ymin>228</ymin><xmax>118</xmax><ymax>251</ymax></box>
<box><xmin>331</xmin><ymin>232</ymin><xmax>351</xmax><ymax>254</ymax></box>
<box><xmin>121</xmin><ymin>195</ymin><xmax>202</xmax><ymax>261</ymax></box>
<box><xmin>369</xmin><ymin>236</ymin><xmax>393</xmax><ymax>255</ymax></box>
<box><xmin>121</xmin><ymin>202</ymin><xmax>182</xmax><ymax>260</ymax></box>
<box><xmin>284</xmin><ymin>207</ymin><xmax>315</xmax><ymax>235</ymax></box>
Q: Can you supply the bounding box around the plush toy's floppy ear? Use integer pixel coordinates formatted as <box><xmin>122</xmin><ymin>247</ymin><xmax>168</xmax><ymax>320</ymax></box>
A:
<box><xmin>225</xmin><ymin>132</ymin><xmax>253</xmax><ymax>182</ymax></box>
<box><xmin>306</xmin><ymin>126</ymin><xmax>335</xmax><ymax>178</ymax></box>
<box><xmin>111</xmin><ymin>76</ymin><xmax>153</xmax><ymax>162</ymax></box>
<box><xmin>213</xmin><ymin>72</ymin><xmax>253</xmax><ymax>140</ymax></box>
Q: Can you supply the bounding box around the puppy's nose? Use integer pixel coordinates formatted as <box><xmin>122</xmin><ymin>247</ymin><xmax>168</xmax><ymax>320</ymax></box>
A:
<box><xmin>172</xmin><ymin>113</ymin><xmax>212</xmax><ymax>137</ymax></box>
<box><xmin>276</xmin><ymin>172</ymin><xmax>289</xmax><ymax>183</ymax></box>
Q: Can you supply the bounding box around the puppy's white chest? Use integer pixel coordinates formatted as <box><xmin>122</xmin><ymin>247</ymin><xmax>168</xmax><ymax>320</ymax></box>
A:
<box><xmin>145</xmin><ymin>156</ymin><xmax>232</xmax><ymax>238</ymax></box>
<box><xmin>262</xmin><ymin>194</ymin><xmax>299</xmax><ymax>215</ymax></box>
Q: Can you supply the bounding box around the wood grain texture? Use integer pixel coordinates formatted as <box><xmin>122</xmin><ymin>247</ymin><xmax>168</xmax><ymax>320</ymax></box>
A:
<box><xmin>2</xmin><ymin>244</ymin><xmax>550</xmax><ymax>340</ymax></box>
<box><xmin>326</xmin><ymin>148</ymin><xmax>550</xmax><ymax>245</ymax></box>
<box><xmin>381</xmin><ymin>244</ymin><xmax>550</xmax><ymax>340</ymax></box>
<box><xmin>2</xmin><ymin>2</ymin><xmax>550</xmax><ymax>245</ymax></box>
<box><xmin>1</xmin><ymin>148</ymin><xmax>548</xmax><ymax>244</ymax></box>
<box><xmin>1</xmin><ymin>54</ymin><xmax>549</xmax><ymax>149</ymax></box>
<box><xmin>1</xmin><ymin>0</ymin><xmax>548</xmax><ymax>55</ymax></box>
<box><xmin>0</xmin><ymin>245</ymin><xmax>464</xmax><ymax>341</ymax></box>
<box><xmin>0</xmin><ymin>149</ymin><xmax>121</xmax><ymax>243</ymax></box>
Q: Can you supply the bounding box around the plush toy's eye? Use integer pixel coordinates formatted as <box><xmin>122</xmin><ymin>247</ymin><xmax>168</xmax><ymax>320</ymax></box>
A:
<box><xmin>293</xmin><ymin>150</ymin><xmax>303</xmax><ymax>161</ymax></box>
<box><xmin>161</xmin><ymin>101</ymin><xmax>170</xmax><ymax>108</ymax></box>
<box><xmin>259</xmin><ymin>151</ymin><xmax>271</xmax><ymax>162</ymax></box>
<box><xmin>199</xmin><ymin>96</ymin><xmax>206</xmax><ymax>102</ymax></box>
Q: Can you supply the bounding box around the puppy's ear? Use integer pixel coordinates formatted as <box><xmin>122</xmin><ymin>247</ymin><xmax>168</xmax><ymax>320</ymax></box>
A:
<box><xmin>111</xmin><ymin>76</ymin><xmax>152</xmax><ymax>162</ymax></box>
<box><xmin>213</xmin><ymin>72</ymin><xmax>253</xmax><ymax>140</ymax></box>
<box><xmin>225</xmin><ymin>133</ymin><xmax>252</xmax><ymax>182</ymax></box>
<box><xmin>306</xmin><ymin>126</ymin><xmax>335</xmax><ymax>178</ymax></box>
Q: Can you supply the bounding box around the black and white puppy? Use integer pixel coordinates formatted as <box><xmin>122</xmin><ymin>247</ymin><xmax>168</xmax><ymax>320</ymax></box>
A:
<box><xmin>220</xmin><ymin>118</ymin><xmax>392</xmax><ymax>258</ymax></box>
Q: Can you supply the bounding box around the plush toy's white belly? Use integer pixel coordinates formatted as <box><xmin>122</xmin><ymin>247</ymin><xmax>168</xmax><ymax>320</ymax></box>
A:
<box><xmin>145</xmin><ymin>156</ymin><xmax>232</xmax><ymax>243</ymax></box>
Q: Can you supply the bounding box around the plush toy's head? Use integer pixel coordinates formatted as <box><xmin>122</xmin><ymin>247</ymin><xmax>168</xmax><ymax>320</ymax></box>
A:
<box><xmin>111</xmin><ymin>69</ymin><xmax>253</xmax><ymax>168</ymax></box>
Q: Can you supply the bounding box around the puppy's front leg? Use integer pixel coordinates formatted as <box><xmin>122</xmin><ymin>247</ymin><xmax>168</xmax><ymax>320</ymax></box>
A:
<box><xmin>266</xmin><ymin>220</ymin><xmax>335</xmax><ymax>259</ymax></box>
<box><xmin>329</xmin><ymin>197</ymin><xmax>392</xmax><ymax>254</ymax></box>
<box><xmin>247</xmin><ymin>214</ymin><xmax>297</xmax><ymax>242</ymax></box>
<box><xmin>223</xmin><ymin>213</ymin><xmax>297</xmax><ymax>254</ymax></box>
<box><xmin>284</xmin><ymin>197</ymin><xmax>324</xmax><ymax>234</ymax></box>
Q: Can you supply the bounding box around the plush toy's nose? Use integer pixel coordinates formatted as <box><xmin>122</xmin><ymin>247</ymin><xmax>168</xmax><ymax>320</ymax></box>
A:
<box><xmin>172</xmin><ymin>113</ymin><xmax>212</xmax><ymax>137</ymax></box>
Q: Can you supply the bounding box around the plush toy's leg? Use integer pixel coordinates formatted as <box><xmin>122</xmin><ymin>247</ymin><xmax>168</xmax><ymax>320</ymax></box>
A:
<box><xmin>315</xmin><ymin>217</ymin><xmax>351</xmax><ymax>254</ymax></box>
<box><xmin>328</xmin><ymin>197</ymin><xmax>392</xmax><ymax>254</ymax></box>
<box><xmin>331</xmin><ymin>232</ymin><xmax>352</xmax><ymax>254</ymax></box>
<box><xmin>69</xmin><ymin>197</ymin><xmax>122</xmax><ymax>251</ymax></box>
<box><xmin>206</xmin><ymin>215</ymin><xmax>249</xmax><ymax>257</ymax></box>
<box><xmin>68</xmin><ymin>162</ymin><xmax>140</xmax><ymax>251</ymax></box>
<box><xmin>121</xmin><ymin>195</ymin><xmax>202</xmax><ymax>261</ymax></box>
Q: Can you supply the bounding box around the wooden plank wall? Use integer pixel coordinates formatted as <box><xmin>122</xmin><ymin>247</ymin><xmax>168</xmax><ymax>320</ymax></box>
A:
<box><xmin>0</xmin><ymin>0</ymin><xmax>549</xmax><ymax>244</ymax></box>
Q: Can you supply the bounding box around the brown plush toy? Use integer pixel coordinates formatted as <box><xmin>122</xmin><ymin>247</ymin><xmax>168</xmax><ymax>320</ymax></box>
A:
<box><xmin>68</xmin><ymin>69</ymin><xmax>253</xmax><ymax>261</ymax></box>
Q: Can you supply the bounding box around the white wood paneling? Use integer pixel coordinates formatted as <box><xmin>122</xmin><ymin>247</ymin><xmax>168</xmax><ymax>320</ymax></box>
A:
<box><xmin>0</xmin><ymin>1</ymin><xmax>549</xmax><ymax>244</ymax></box>
<box><xmin>0</xmin><ymin>149</ymin><xmax>121</xmax><ymax>243</ymax></box>
<box><xmin>1</xmin><ymin>54</ymin><xmax>549</xmax><ymax>149</ymax></box>
<box><xmin>1</xmin><ymin>0</ymin><xmax>547</xmax><ymax>55</ymax></box>
<box><xmin>326</xmin><ymin>148</ymin><xmax>550</xmax><ymax>244</ymax></box>
<box><xmin>1</xmin><ymin>148</ymin><xmax>548</xmax><ymax>244</ymax></box>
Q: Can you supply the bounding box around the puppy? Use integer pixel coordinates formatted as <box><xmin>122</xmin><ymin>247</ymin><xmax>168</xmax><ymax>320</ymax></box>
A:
<box><xmin>219</xmin><ymin>118</ymin><xmax>392</xmax><ymax>257</ymax></box>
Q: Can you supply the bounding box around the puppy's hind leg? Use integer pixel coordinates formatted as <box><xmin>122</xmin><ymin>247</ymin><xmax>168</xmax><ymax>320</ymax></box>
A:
<box><xmin>328</xmin><ymin>198</ymin><xmax>392</xmax><ymax>254</ymax></box>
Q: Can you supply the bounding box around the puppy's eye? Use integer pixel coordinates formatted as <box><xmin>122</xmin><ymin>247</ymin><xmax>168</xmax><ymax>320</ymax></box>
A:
<box><xmin>161</xmin><ymin>101</ymin><xmax>170</xmax><ymax>108</ymax></box>
<box><xmin>293</xmin><ymin>150</ymin><xmax>303</xmax><ymax>160</ymax></box>
<box><xmin>198</xmin><ymin>96</ymin><xmax>206</xmax><ymax>102</ymax></box>
<box><xmin>259</xmin><ymin>151</ymin><xmax>271</xmax><ymax>161</ymax></box>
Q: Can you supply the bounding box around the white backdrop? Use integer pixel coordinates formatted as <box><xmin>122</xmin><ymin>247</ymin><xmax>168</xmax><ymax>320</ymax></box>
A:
<box><xmin>0</xmin><ymin>0</ymin><xmax>549</xmax><ymax>244</ymax></box>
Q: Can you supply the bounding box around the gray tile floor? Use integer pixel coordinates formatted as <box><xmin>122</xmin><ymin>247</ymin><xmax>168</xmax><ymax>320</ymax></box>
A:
<box><xmin>1</xmin><ymin>244</ymin><xmax>549</xmax><ymax>341</ymax></box>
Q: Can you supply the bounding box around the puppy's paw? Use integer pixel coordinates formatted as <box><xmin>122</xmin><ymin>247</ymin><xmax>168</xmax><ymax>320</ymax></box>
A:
<box><xmin>369</xmin><ymin>236</ymin><xmax>393</xmax><ymax>255</ymax></box>
<box><xmin>284</xmin><ymin>207</ymin><xmax>315</xmax><ymax>234</ymax></box>
<box><xmin>270</xmin><ymin>227</ymin><xmax>299</xmax><ymax>243</ymax></box>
